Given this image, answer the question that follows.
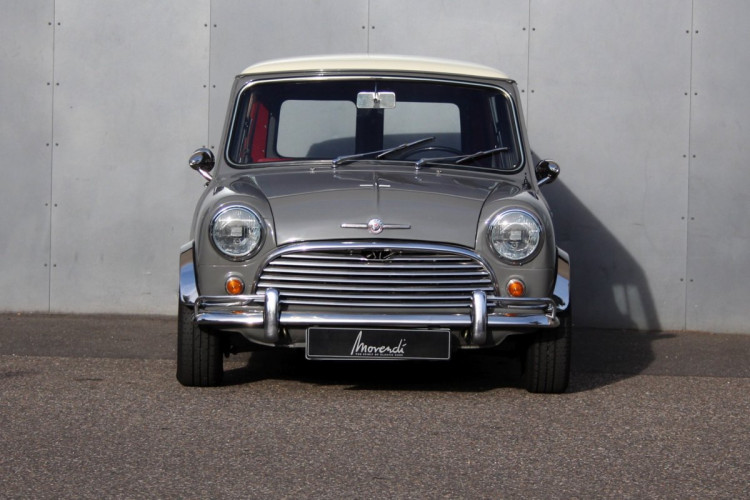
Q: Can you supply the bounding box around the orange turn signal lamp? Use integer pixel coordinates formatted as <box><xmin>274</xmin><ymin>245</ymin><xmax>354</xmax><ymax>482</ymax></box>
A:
<box><xmin>225</xmin><ymin>276</ymin><xmax>245</xmax><ymax>295</ymax></box>
<box><xmin>506</xmin><ymin>279</ymin><xmax>526</xmax><ymax>298</ymax></box>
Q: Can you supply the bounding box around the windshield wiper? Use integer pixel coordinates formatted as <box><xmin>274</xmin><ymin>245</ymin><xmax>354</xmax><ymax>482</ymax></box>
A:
<box><xmin>414</xmin><ymin>146</ymin><xmax>509</xmax><ymax>169</ymax></box>
<box><xmin>332</xmin><ymin>136</ymin><xmax>435</xmax><ymax>167</ymax></box>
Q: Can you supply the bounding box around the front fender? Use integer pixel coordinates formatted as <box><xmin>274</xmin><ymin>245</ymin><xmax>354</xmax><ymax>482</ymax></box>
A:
<box><xmin>553</xmin><ymin>247</ymin><xmax>570</xmax><ymax>312</ymax></box>
<box><xmin>179</xmin><ymin>242</ymin><xmax>199</xmax><ymax>306</ymax></box>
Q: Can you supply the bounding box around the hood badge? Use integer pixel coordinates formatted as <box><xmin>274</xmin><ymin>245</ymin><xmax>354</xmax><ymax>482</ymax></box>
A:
<box><xmin>341</xmin><ymin>219</ymin><xmax>411</xmax><ymax>235</ymax></box>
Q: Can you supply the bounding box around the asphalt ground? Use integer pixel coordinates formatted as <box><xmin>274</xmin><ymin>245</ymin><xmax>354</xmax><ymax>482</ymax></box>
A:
<box><xmin>0</xmin><ymin>313</ymin><xmax>748</xmax><ymax>499</ymax></box>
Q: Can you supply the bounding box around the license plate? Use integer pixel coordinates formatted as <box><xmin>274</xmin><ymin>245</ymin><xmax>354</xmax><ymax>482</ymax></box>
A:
<box><xmin>306</xmin><ymin>328</ymin><xmax>451</xmax><ymax>360</ymax></box>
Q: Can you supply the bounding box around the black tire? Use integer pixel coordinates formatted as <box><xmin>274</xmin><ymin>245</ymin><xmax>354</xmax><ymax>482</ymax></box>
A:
<box><xmin>523</xmin><ymin>310</ymin><xmax>571</xmax><ymax>393</ymax></box>
<box><xmin>176</xmin><ymin>303</ymin><xmax>223</xmax><ymax>387</ymax></box>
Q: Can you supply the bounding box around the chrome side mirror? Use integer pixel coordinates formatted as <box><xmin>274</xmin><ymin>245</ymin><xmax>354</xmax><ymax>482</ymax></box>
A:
<box><xmin>189</xmin><ymin>148</ymin><xmax>215</xmax><ymax>182</ymax></box>
<box><xmin>535</xmin><ymin>159</ymin><xmax>560</xmax><ymax>187</ymax></box>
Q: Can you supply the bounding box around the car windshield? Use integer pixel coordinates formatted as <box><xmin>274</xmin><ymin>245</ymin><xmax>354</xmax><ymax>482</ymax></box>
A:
<box><xmin>226</xmin><ymin>78</ymin><xmax>523</xmax><ymax>170</ymax></box>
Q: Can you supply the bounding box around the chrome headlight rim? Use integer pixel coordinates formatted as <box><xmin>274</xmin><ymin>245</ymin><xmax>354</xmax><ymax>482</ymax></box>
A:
<box><xmin>209</xmin><ymin>205</ymin><xmax>264</xmax><ymax>261</ymax></box>
<box><xmin>487</xmin><ymin>208</ymin><xmax>544</xmax><ymax>265</ymax></box>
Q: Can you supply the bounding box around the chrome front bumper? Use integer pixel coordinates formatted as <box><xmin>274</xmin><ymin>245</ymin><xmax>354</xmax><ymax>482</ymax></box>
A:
<box><xmin>193</xmin><ymin>291</ymin><xmax>558</xmax><ymax>345</ymax></box>
<box><xmin>179</xmin><ymin>243</ymin><xmax>570</xmax><ymax>347</ymax></box>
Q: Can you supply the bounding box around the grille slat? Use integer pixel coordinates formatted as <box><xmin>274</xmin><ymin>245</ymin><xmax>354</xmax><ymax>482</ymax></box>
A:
<box><xmin>257</xmin><ymin>281</ymin><xmax>493</xmax><ymax>293</ymax></box>
<box><xmin>263</xmin><ymin>267</ymin><xmax>488</xmax><ymax>277</ymax></box>
<box><xmin>255</xmin><ymin>246</ymin><xmax>496</xmax><ymax>308</ymax></box>
<box><xmin>259</xmin><ymin>275</ymin><xmax>493</xmax><ymax>285</ymax></box>
<box><xmin>277</xmin><ymin>291</ymin><xmax>485</xmax><ymax>301</ymax></box>
<box><xmin>264</xmin><ymin>260</ymin><xmax>484</xmax><ymax>270</ymax></box>
<box><xmin>282</xmin><ymin>299</ymin><xmax>472</xmax><ymax>308</ymax></box>
<box><xmin>281</xmin><ymin>253</ymin><xmax>470</xmax><ymax>262</ymax></box>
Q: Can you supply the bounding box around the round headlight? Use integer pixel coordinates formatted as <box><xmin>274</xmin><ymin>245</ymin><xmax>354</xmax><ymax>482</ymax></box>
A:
<box><xmin>210</xmin><ymin>206</ymin><xmax>263</xmax><ymax>260</ymax></box>
<box><xmin>488</xmin><ymin>209</ymin><xmax>543</xmax><ymax>263</ymax></box>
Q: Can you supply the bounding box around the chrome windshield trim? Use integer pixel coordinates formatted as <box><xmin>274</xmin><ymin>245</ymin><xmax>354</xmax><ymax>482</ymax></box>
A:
<box><xmin>224</xmin><ymin>75</ymin><xmax>525</xmax><ymax>171</ymax></box>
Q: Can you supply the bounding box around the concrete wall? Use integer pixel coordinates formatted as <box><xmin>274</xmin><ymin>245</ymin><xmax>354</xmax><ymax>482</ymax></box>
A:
<box><xmin>2</xmin><ymin>0</ymin><xmax>749</xmax><ymax>333</ymax></box>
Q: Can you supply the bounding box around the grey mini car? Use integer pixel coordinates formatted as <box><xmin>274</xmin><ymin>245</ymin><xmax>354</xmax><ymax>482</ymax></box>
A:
<box><xmin>178</xmin><ymin>55</ymin><xmax>570</xmax><ymax>392</ymax></box>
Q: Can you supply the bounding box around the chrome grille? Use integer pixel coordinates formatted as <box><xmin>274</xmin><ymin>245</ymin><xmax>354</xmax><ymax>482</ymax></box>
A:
<box><xmin>255</xmin><ymin>243</ymin><xmax>496</xmax><ymax>308</ymax></box>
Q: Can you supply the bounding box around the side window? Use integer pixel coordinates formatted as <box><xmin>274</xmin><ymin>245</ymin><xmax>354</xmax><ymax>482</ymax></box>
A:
<box><xmin>383</xmin><ymin>102</ymin><xmax>461</xmax><ymax>151</ymax></box>
<box><xmin>276</xmin><ymin>100</ymin><xmax>356</xmax><ymax>158</ymax></box>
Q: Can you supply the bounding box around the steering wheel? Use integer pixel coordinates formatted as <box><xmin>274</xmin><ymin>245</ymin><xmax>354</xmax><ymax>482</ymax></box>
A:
<box><xmin>400</xmin><ymin>145</ymin><xmax>463</xmax><ymax>159</ymax></box>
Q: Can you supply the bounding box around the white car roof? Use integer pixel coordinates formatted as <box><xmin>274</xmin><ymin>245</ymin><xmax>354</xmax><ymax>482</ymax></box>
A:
<box><xmin>240</xmin><ymin>54</ymin><xmax>512</xmax><ymax>81</ymax></box>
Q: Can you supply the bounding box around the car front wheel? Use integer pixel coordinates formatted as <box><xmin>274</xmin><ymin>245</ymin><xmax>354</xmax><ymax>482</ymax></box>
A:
<box><xmin>176</xmin><ymin>303</ymin><xmax>224</xmax><ymax>387</ymax></box>
<box><xmin>523</xmin><ymin>310</ymin><xmax>571</xmax><ymax>393</ymax></box>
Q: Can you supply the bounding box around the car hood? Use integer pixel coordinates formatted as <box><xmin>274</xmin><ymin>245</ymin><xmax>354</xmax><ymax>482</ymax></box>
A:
<box><xmin>227</xmin><ymin>164</ymin><xmax>522</xmax><ymax>247</ymax></box>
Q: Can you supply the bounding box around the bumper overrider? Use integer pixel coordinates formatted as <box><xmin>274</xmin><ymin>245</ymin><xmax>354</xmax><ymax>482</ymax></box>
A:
<box><xmin>179</xmin><ymin>243</ymin><xmax>570</xmax><ymax>347</ymax></box>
